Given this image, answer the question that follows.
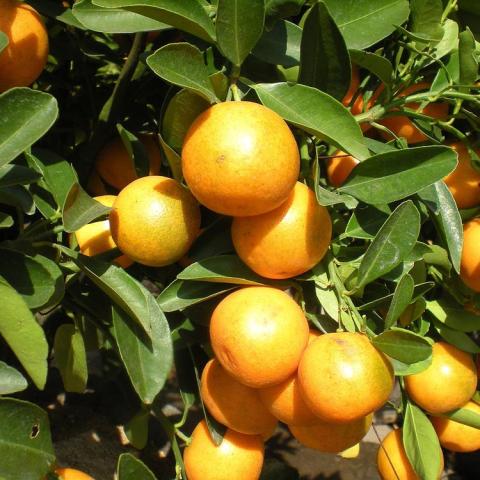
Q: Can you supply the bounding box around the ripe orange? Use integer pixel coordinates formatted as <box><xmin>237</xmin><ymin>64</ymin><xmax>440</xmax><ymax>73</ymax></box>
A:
<box><xmin>95</xmin><ymin>134</ymin><xmax>162</xmax><ymax>190</ymax></box>
<box><xmin>183</xmin><ymin>420</ymin><xmax>264</xmax><ymax>480</ymax></box>
<box><xmin>461</xmin><ymin>218</ymin><xmax>480</xmax><ymax>292</ymax></box>
<box><xmin>74</xmin><ymin>195</ymin><xmax>132</xmax><ymax>268</ymax></box>
<box><xmin>0</xmin><ymin>0</ymin><xmax>49</xmax><ymax>92</ymax></box>
<box><xmin>377</xmin><ymin>429</ymin><xmax>443</xmax><ymax>480</ymax></box>
<box><xmin>109</xmin><ymin>176</ymin><xmax>201</xmax><ymax>267</ymax></box>
<box><xmin>405</xmin><ymin>342</ymin><xmax>477</xmax><ymax>414</ymax></box>
<box><xmin>444</xmin><ymin>142</ymin><xmax>480</xmax><ymax>209</ymax></box>
<box><xmin>200</xmin><ymin>358</ymin><xmax>278</xmax><ymax>435</ymax></box>
<box><xmin>231</xmin><ymin>182</ymin><xmax>332</xmax><ymax>279</ymax></box>
<box><xmin>182</xmin><ymin>101</ymin><xmax>299</xmax><ymax>216</ymax></box>
<box><xmin>210</xmin><ymin>286</ymin><xmax>309</xmax><ymax>388</ymax></box>
<box><xmin>290</xmin><ymin>413</ymin><xmax>372</xmax><ymax>453</ymax></box>
<box><xmin>342</xmin><ymin>66</ymin><xmax>360</xmax><ymax>110</ymax></box>
<box><xmin>55</xmin><ymin>468</ymin><xmax>94</xmax><ymax>480</ymax></box>
<box><xmin>298</xmin><ymin>332</ymin><xmax>394</xmax><ymax>423</ymax></box>
<box><xmin>379</xmin><ymin>82</ymin><xmax>449</xmax><ymax>144</ymax></box>
<box><xmin>430</xmin><ymin>401</ymin><xmax>480</xmax><ymax>452</ymax></box>
<box><xmin>326</xmin><ymin>150</ymin><xmax>359</xmax><ymax>187</ymax></box>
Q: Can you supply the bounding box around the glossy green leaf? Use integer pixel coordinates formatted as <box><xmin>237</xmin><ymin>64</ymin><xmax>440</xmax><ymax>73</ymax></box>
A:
<box><xmin>384</xmin><ymin>274</ymin><xmax>414</xmax><ymax>329</ymax></box>
<box><xmin>0</xmin><ymin>398</ymin><xmax>55</xmax><ymax>480</ymax></box>
<box><xmin>216</xmin><ymin>0</ymin><xmax>265</xmax><ymax>67</ymax></box>
<box><xmin>372</xmin><ymin>328</ymin><xmax>431</xmax><ymax>363</ymax></box>
<box><xmin>417</xmin><ymin>181</ymin><xmax>463</xmax><ymax>273</ymax></box>
<box><xmin>410</xmin><ymin>0</ymin><xmax>443</xmax><ymax>42</ymax></box>
<box><xmin>0</xmin><ymin>186</ymin><xmax>34</xmax><ymax>214</ymax></box>
<box><xmin>442</xmin><ymin>406</ymin><xmax>480</xmax><ymax>429</ymax></box>
<box><xmin>0</xmin><ymin>212</ymin><xmax>13</xmax><ymax>229</ymax></box>
<box><xmin>342</xmin><ymin>204</ymin><xmax>391</xmax><ymax>239</ymax></box>
<box><xmin>357</xmin><ymin>201</ymin><xmax>420</xmax><ymax>288</ymax></box>
<box><xmin>427</xmin><ymin>300</ymin><xmax>480</xmax><ymax>332</ymax></box>
<box><xmin>0</xmin><ymin>165</ymin><xmax>41</xmax><ymax>188</ymax></box>
<box><xmin>158</xmin><ymin>132</ymin><xmax>182</xmax><ymax>182</ymax></box>
<box><xmin>299</xmin><ymin>2</ymin><xmax>350</xmax><ymax>100</ymax></box>
<box><xmin>147</xmin><ymin>43</ymin><xmax>218</xmax><ymax>104</ymax></box>
<box><xmin>73</xmin><ymin>0</ymin><xmax>170</xmax><ymax>33</ymax></box>
<box><xmin>391</xmin><ymin>356</ymin><xmax>432</xmax><ymax>376</ymax></box>
<box><xmin>117</xmin><ymin>453</ymin><xmax>157</xmax><ymax>480</ymax></box>
<box><xmin>93</xmin><ymin>0</ymin><xmax>216</xmax><ymax>42</ymax></box>
<box><xmin>0</xmin><ymin>361</ymin><xmax>28</xmax><ymax>395</ymax></box>
<box><xmin>350</xmin><ymin>49</ymin><xmax>393</xmax><ymax>87</ymax></box>
<box><xmin>459</xmin><ymin>28</ymin><xmax>478</xmax><ymax>89</ymax></box>
<box><xmin>0</xmin><ymin>89</ymin><xmax>58</xmax><ymax>167</ymax></box>
<box><xmin>338</xmin><ymin>146</ymin><xmax>457</xmax><ymax>204</ymax></box>
<box><xmin>0</xmin><ymin>281</ymin><xmax>48</xmax><ymax>389</ymax></box>
<box><xmin>430</xmin><ymin>19</ymin><xmax>459</xmax><ymax>62</ymax></box>
<box><xmin>403</xmin><ymin>402</ymin><xmax>443</xmax><ymax>480</ymax></box>
<box><xmin>112</xmin><ymin>304</ymin><xmax>173</xmax><ymax>404</ymax></box>
<box><xmin>0</xmin><ymin>31</ymin><xmax>8</xmax><ymax>53</ymax></box>
<box><xmin>54</xmin><ymin>324</ymin><xmax>88</xmax><ymax>394</ymax></box>
<box><xmin>124</xmin><ymin>410</ymin><xmax>149</xmax><ymax>450</ymax></box>
<box><xmin>323</xmin><ymin>0</ymin><xmax>410</xmax><ymax>49</ymax></box>
<box><xmin>433</xmin><ymin>320</ymin><xmax>480</xmax><ymax>353</ymax></box>
<box><xmin>255</xmin><ymin>82</ymin><xmax>369</xmax><ymax>160</ymax></box>
<box><xmin>157</xmin><ymin>279</ymin><xmax>235</xmax><ymax>312</ymax></box>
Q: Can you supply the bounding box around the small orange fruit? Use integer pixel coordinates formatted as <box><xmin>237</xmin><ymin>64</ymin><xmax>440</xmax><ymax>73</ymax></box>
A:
<box><xmin>444</xmin><ymin>142</ymin><xmax>480</xmax><ymax>209</ymax></box>
<box><xmin>342</xmin><ymin>66</ymin><xmax>360</xmax><ymax>110</ymax></box>
<box><xmin>210</xmin><ymin>286</ymin><xmax>309</xmax><ymax>388</ymax></box>
<box><xmin>405</xmin><ymin>342</ymin><xmax>477</xmax><ymax>414</ymax></box>
<box><xmin>95</xmin><ymin>134</ymin><xmax>162</xmax><ymax>190</ymax></box>
<box><xmin>109</xmin><ymin>176</ymin><xmax>201</xmax><ymax>267</ymax></box>
<box><xmin>377</xmin><ymin>429</ymin><xmax>443</xmax><ymax>480</ymax></box>
<box><xmin>182</xmin><ymin>101</ymin><xmax>299</xmax><ymax>216</ymax></box>
<box><xmin>290</xmin><ymin>413</ymin><xmax>372</xmax><ymax>453</ymax></box>
<box><xmin>200</xmin><ymin>358</ymin><xmax>278</xmax><ymax>435</ymax></box>
<box><xmin>0</xmin><ymin>0</ymin><xmax>49</xmax><ymax>92</ymax></box>
<box><xmin>298</xmin><ymin>332</ymin><xmax>394</xmax><ymax>423</ymax></box>
<box><xmin>326</xmin><ymin>151</ymin><xmax>359</xmax><ymax>187</ymax></box>
<box><xmin>231</xmin><ymin>182</ymin><xmax>332</xmax><ymax>279</ymax></box>
<box><xmin>74</xmin><ymin>195</ymin><xmax>132</xmax><ymax>268</ymax></box>
<box><xmin>55</xmin><ymin>468</ymin><xmax>94</xmax><ymax>480</ymax></box>
<box><xmin>379</xmin><ymin>82</ymin><xmax>449</xmax><ymax>144</ymax></box>
<box><xmin>430</xmin><ymin>401</ymin><xmax>480</xmax><ymax>452</ymax></box>
<box><xmin>460</xmin><ymin>218</ymin><xmax>480</xmax><ymax>292</ymax></box>
<box><xmin>183</xmin><ymin>420</ymin><xmax>264</xmax><ymax>480</ymax></box>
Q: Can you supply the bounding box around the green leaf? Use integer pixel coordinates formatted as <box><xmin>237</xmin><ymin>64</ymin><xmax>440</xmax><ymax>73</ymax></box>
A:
<box><xmin>433</xmin><ymin>320</ymin><xmax>480</xmax><ymax>353</ymax></box>
<box><xmin>117</xmin><ymin>125</ymin><xmax>149</xmax><ymax>178</ymax></box>
<box><xmin>391</xmin><ymin>356</ymin><xmax>432</xmax><ymax>376</ymax></box>
<box><xmin>265</xmin><ymin>0</ymin><xmax>305</xmax><ymax>22</ymax></box>
<box><xmin>410</xmin><ymin>0</ymin><xmax>443</xmax><ymax>42</ymax></box>
<box><xmin>429</xmin><ymin>19</ymin><xmax>459</xmax><ymax>62</ymax></box>
<box><xmin>372</xmin><ymin>328</ymin><xmax>432</xmax><ymax>363</ymax></box>
<box><xmin>0</xmin><ymin>186</ymin><xmax>34</xmax><ymax>214</ymax></box>
<box><xmin>93</xmin><ymin>0</ymin><xmax>216</xmax><ymax>42</ymax></box>
<box><xmin>157</xmin><ymin>279</ymin><xmax>235</xmax><ymax>312</ymax></box>
<box><xmin>299</xmin><ymin>1</ymin><xmax>350</xmax><ymax>100</ymax></box>
<box><xmin>427</xmin><ymin>300</ymin><xmax>480</xmax><ymax>332</ymax></box>
<box><xmin>338</xmin><ymin>146</ymin><xmax>457</xmax><ymax>204</ymax></box>
<box><xmin>418</xmin><ymin>181</ymin><xmax>463</xmax><ymax>273</ymax></box>
<box><xmin>0</xmin><ymin>165</ymin><xmax>41</xmax><ymax>188</ymax></box>
<box><xmin>147</xmin><ymin>43</ymin><xmax>218</xmax><ymax>104</ymax></box>
<box><xmin>458</xmin><ymin>28</ymin><xmax>478</xmax><ymax>89</ymax></box>
<box><xmin>384</xmin><ymin>274</ymin><xmax>414</xmax><ymax>329</ymax></box>
<box><xmin>0</xmin><ymin>31</ymin><xmax>8</xmax><ymax>54</ymax></box>
<box><xmin>28</xmin><ymin>0</ymin><xmax>87</xmax><ymax>28</ymax></box>
<box><xmin>158</xmin><ymin>132</ymin><xmax>183</xmax><ymax>182</ymax></box>
<box><xmin>124</xmin><ymin>410</ymin><xmax>149</xmax><ymax>450</ymax></box>
<box><xmin>62</xmin><ymin>183</ymin><xmax>111</xmax><ymax>233</ymax></box>
<box><xmin>357</xmin><ymin>201</ymin><xmax>420</xmax><ymax>288</ymax></box>
<box><xmin>442</xmin><ymin>406</ymin><xmax>480</xmax><ymax>429</ymax></box>
<box><xmin>0</xmin><ymin>89</ymin><xmax>58</xmax><ymax>168</ymax></box>
<box><xmin>323</xmin><ymin>0</ymin><xmax>410</xmax><ymax>50</ymax></box>
<box><xmin>73</xmin><ymin>0</ymin><xmax>170</xmax><ymax>33</ymax></box>
<box><xmin>177</xmin><ymin>255</ymin><xmax>270</xmax><ymax>286</ymax></box>
<box><xmin>403</xmin><ymin>402</ymin><xmax>443</xmax><ymax>480</ymax></box>
<box><xmin>254</xmin><ymin>82</ymin><xmax>369</xmax><ymax>160</ymax></box>
<box><xmin>112</xmin><ymin>304</ymin><xmax>173</xmax><ymax>405</ymax></box>
<box><xmin>0</xmin><ymin>281</ymin><xmax>48</xmax><ymax>389</ymax></box>
<box><xmin>252</xmin><ymin>20</ymin><xmax>301</xmax><ymax>68</ymax></box>
<box><xmin>0</xmin><ymin>212</ymin><xmax>13</xmax><ymax>229</ymax></box>
<box><xmin>117</xmin><ymin>453</ymin><xmax>157</xmax><ymax>479</ymax></box>
<box><xmin>342</xmin><ymin>204</ymin><xmax>391</xmax><ymax>239</ymax></box>
<box><xmin>350</xmin><ymin>49</ymin><xmax>393</xmax><ymax>87</ymax></box>
<box><xmin>0</xmin><ymin>398</ymin><xmax>55</xmax><ymax>480</ymax></box>
<box><xmin>0</xmin><ymin>361</ymin><xmax>28</xmax><ymax>395</ymax></box>
<box><xmin>54</xmin><ymin>325</ymin><xmax>88</xmax><ymax>394</ymax></box>
<box><xmin>216</xmin><ymin>0</ymin><xmax>265</xmax><ymax>67</ymax></box>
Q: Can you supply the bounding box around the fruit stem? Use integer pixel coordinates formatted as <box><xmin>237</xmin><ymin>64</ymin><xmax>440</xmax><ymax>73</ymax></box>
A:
<box><xmin>230</xmin><ymin>83</ymin><xmax>242</xmax><ymax>101</ymax></box>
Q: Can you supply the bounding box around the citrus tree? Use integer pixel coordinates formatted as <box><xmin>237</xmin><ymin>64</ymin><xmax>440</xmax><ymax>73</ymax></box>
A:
<box><xmin>0</xmin><ymin>0</ymin><xmax>479</xmax><ymax>479</ymax></box>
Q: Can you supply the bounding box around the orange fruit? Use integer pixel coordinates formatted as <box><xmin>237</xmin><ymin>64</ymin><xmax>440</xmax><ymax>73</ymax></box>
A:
<box><xmin>0</xmin><ymin>0</ymin><xmax>49</xmax><ymax>92</ymax></box>
<box><xmin>290</xmin><ymin>413</ymin><xmax>372</xmax><ymax>453</ymax></box>
<box><xmin>405</xmin><ymin>341</ymin><xmax>477</xmax><ymax>414</ymax></box>
<box><xmin>460</xmin><ymin>218</ymin><xmax>480</xmax><ymax>292</ymax></box>
<box><xmin>95</xmin><ymin>134</ymin><xmax>162</xmax><ymax>190</ymax></box>
<box><xmin>182</xmin><ymin>101</ymin><xmax>299</xmax><ymax>216</ymax></box>
<box><xmin>55</xmin><ymin>468</ymin><xmax>94</xmax><ymax>480</ymax></box>
<box><xmin>210</xmin><ymin>286</ymin><xmax>309</xmax><ymax>388</ymax></box>
<box><xmin>109</xmin><ymin>176</ymin><xmax>201</xmax><ymax>267</ymax></box>
<box><xmin>444</xmin><ymin>142</ymin><xmax>480</xmax><ymax>209</ymax></box>
<box><xmin>326</xmin><ymin>150</ymin><xmax>359</xmax><ymax>187</ymax></box>
<box><xmin>74</xmin><ymin>195</ymin><xmax>132</xmax><ymax>268</ymax></box>
<box><xmin>379</xmin><ymin>82</ymin><xmax>449</xmax><ymax>144</ymax></box>
<box><xmin>231</xmin><ymin>182</ymin><xmax>332</xmax><ymax>279</ymax></box>
<box><xmin>430</xmin><ymin>401</ymin><xmax>480</xmax><ymax>452</ymax></box>
<box><xmin>200</xmin><ymin>358</ymin><xmax>278</xmax><ymax>435</ymax></box>
<box><xmin>377</xmin><ymin>429</ymin><xmax>443</xmax><ymax>480</ymax></box>
<box><xmin>86</xmin><ymin>170</ymin><xmax>108</xmax><ymax>197</ymax></box>
<box><xmin>342</xmin><ymin>66</ymin><xmax>360</xmax><ymax>110</ymax></box>
<box><xmin>298</xmin><ymin>332</ymin><xmax>394</xmax><ymax>423</ymax></box>
<box><xmin>308</xmin><ymin>329</ymin><xmax>321</xmax><ymax>344</ymax></box>
<box><xmin>183</xmin><ymin>420</ymin><xmax>264</xmax><ymax>480</ymax></box>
